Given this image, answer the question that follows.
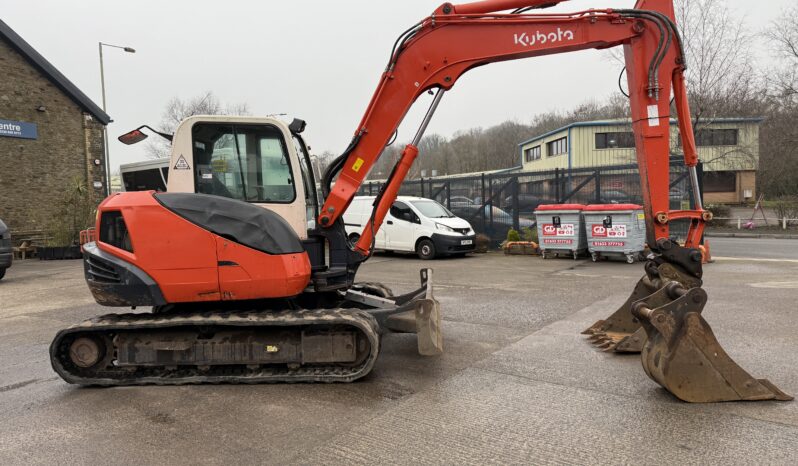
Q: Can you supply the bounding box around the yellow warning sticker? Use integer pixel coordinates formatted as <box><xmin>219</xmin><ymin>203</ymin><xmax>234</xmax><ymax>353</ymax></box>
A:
<box><xmin>352</xmin><ymin>157</ymin><xmax>365</xmax><ymax>172</ymax></box>
<box><xmin>637</xmin><ymin>213</ymin><xmax>645</xmax><ymax>220</ymax></box>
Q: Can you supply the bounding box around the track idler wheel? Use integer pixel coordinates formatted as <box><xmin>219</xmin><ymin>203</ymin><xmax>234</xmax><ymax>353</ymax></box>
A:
<box><xmin>633</xmin><ymin>283</ymin><xmax>792</xmax><ymax>403</ymax></box>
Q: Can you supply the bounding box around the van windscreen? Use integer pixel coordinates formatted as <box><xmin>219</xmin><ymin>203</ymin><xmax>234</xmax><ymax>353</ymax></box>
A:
<box><xmin>409</xmin><ymin>200</ymin><xmax>454</xmax><ymax>218</ymax></box>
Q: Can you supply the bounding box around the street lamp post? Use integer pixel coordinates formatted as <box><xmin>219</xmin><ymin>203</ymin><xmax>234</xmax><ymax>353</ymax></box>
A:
<box><xmin>98</xmin><ymin>42</ymin><xmax>135</xmax><ymax>196</ymax></box>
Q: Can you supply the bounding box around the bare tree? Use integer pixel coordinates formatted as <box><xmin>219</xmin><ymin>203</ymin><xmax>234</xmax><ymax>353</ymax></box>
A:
<box><xmin>145</xmin><ymin>91</ymin><xmax>250</xmax><ymax>159</ymax></box>
<box><xmin>765</xmin><ymin>5</ymin><xmax>798</xmax><ymax>104</ymax></box>
<box><xmin>758</xmin><ymin>5</ymin><xmax>798</xmax><ymax>197</ymax></box>
<box><xmin>672</xmin><ymin>0</ymin><xmax>766</xmax><ymax>154</ymax></box>
<box><xmin>675</xmin><ymin>0</ymin><xmax>758</xmax><ymax>119</ymax></box>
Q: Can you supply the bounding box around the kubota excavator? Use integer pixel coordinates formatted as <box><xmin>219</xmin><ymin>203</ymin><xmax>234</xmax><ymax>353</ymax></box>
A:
<box><xmin>51</xmin><ymin>0</ymin><xmax>791</xmax><ymax>403</ymax></box>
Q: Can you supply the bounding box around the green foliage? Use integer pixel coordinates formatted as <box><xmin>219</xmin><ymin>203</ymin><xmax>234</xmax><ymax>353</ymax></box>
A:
<box><xmin>520</xmin><ymin>226</ymin><xmax>538</xmax><ymax>243</ymax></box>
<box><xmin>46</xmin><ymin>177</ymin><xmax>96</xmax><ymax>246</ymax></box>
<box><xmin>705</xmin><ymin>204</ymin><xmax>731</xmax><ymax>219</ymax></box>
<box><xmin>506</xmin><ymin>229</ymin><xmax>521</xmax><ymax>242</ymax></box>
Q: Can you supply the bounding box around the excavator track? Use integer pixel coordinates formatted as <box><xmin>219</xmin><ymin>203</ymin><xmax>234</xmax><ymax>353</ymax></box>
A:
<box><xmin>50</xmin><ymin>308</ymin><xmax>380</xmax><ymax>386</ymax></box>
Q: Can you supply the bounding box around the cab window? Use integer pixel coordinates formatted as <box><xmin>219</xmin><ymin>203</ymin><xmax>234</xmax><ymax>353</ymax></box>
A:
<box><xmin>390</xmin><ymin>201</ymin><xmax>418</xmax><ymax>223</ymax></box>
<box><xmin>293</xmin><ymin>135</ymin><xmax>318</xmax><ymax>226</ymax></box>
<box><xmin>192</xmin><ymin>123</ymin><xmax>295</xmax><ymax>203</ymax></box>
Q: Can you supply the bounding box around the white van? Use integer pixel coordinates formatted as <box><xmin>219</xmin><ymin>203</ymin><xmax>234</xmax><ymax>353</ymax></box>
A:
<box><xmin>344</xmin><ymin>196</ymin><xmax>476</xmax><ymax>259</ymax></box>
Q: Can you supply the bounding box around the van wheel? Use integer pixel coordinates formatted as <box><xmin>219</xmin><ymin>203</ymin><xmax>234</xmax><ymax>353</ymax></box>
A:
<box><xmin>416</xmin><ymin>239</ymin><xmax>436</xmax><ymax>260</ymax></box>
<box><xmin>348</xmin><ymin>233</ymin><xmax>361</xmax><ymax>245</ymax></box>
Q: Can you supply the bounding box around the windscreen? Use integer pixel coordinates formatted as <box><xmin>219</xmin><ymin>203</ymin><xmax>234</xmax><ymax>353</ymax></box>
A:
<box><xmin>192</xmin><ymin>123</ymin><xmax>295</xmax><ymax>203</ymax></box>
<box><xmin>410</xmin><ymin>200</ymin><xmax>454</xmax><ymax>218</ymax></box>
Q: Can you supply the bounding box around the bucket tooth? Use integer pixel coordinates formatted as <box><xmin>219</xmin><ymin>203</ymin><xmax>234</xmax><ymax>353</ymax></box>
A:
<box><xmin>634</xmin><ymin>285</ymin><xmax>792</xmax><ymax>403</ymax></box>
<box><xmin>582</xmin><ymin>274</ymin><xmax>657</xmax><ymax>352</ymax></box>
<box><xmin>583</xmin><ymin>262</ymin><xmax>702</xmax><ymax>353</ymax></box>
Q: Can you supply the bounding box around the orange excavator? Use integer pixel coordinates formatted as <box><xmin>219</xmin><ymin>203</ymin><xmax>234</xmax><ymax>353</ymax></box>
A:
<box><xmin>51</xmin><ymin>0</ymin><xmax>790</xmax><ymax>402</ymax></box>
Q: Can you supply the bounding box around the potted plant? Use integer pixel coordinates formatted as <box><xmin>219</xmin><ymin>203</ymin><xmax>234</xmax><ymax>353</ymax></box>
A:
<box><xmin>503</xmin><ymin>227</ymin><xmax>540</xmax><ymax>255</ymax></box>
<box><xmin>40</xmin><ymin>177</ymin><xmax>96</xmax><ymax>260</ymax></box>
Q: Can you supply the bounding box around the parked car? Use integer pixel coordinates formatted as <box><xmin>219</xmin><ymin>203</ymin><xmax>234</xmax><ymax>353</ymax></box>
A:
<box><xmin>601</xmin><ymin>189</ymin><xmax>636</xmax><ymax>204</ymax></box>
<box><xmin>448</xmin><ymin>196</ymin><xmax>476</xmax><ymax>206</ymax></box>
<box><xmin>344</xmin><ymin>196</ymin><xmax>476</xmax><ymax>259</ymax></box>
<box><xmin>0</xmin><ymin>219</ymin><xmax>12</xmax><ymax>280</ymax></box>
<box><xmin>503</xmin><ymin>194</ymin><xmax>549</xmax><ymax>216</ymax></box>
<box><xmin>449</xmin><ymin>203</ymin><xmax>535</xmax><ymax>242</ymax></box>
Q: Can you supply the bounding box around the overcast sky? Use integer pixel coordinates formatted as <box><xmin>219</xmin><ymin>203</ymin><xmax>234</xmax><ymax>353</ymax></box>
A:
<box><xmin>2</xmin><ymin>0</ymin><xmax>792</xmax><ymax>170</ymax></box>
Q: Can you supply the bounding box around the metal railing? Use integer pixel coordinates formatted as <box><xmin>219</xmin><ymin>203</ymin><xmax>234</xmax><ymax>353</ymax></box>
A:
<box><xmin>359</xmin><ymin>158</ymin><xmax>700</xmax><ymax>244</ymax></box>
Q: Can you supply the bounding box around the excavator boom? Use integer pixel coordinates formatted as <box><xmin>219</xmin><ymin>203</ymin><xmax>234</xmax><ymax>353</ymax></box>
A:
<box><xmin>315</xmin><ymin>0</ymin><xmax>789</xmax><ymax>402</ymax></box>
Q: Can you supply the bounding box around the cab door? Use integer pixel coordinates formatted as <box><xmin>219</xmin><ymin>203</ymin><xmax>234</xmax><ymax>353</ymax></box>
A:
<box><xmin>167</xmin><ymin>116</ymin><xmax>308</xmax><ymax>239</ymax></box>
<box><xmin>384</xmin><ymin>201</ymin><xmax>418</xmax><ymax>251</ymax></box>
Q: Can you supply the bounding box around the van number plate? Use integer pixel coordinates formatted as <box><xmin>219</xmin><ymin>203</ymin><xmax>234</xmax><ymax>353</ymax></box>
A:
<box><xmin>461</xmin><ymin>239</ymin><xmax>473</xmax><ymax>245</ymax></box>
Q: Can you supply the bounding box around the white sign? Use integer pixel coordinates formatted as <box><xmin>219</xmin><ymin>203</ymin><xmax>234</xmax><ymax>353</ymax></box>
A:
<box><xmin>542</xmin><ymin>223</ymin><xmax>574</xmax><ymax>237</ymax></box>
<box><xmin>591</xmin><ymin>224</ymin><xmax>627</xmax><ymax>238</ymax></box>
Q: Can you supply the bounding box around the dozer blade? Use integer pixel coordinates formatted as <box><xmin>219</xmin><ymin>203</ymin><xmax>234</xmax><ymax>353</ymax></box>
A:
<box><xmin>348</xmin><ymin>268</ymin><xmax>443</xmax><ymax>356</ymax></box>
<box><xmin>633</xmin><ymin>283</ymin><xmax>792</xmax><ymax>403</ymax></box>
<box><xmin>582</xmin><ymin>261</ymin><xmax>701</xmax><ymax>353</ymax></box>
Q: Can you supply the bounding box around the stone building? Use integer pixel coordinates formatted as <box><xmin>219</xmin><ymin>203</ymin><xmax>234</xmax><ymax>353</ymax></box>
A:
<box><xmin>0</xmin><ymin>19</ymin><xmax>110</xmax><ymax>234</ymax></box>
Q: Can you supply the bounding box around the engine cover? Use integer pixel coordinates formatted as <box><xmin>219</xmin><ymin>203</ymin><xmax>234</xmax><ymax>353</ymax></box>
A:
<box><xmin>85</xmin><ymin>191</ymin><xmax>312</xmax><ymax>306</ymax></box>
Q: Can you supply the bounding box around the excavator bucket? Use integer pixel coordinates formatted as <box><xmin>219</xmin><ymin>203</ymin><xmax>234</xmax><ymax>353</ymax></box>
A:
<box><xmin>582</xmin><ymin>261</ymin><xmax>701</xmax><ymax>352</ymax></box>
<box><xmin>633</xmin><ymin>282</ymin><xmax>792</xmax><ymax>403</ymax></box>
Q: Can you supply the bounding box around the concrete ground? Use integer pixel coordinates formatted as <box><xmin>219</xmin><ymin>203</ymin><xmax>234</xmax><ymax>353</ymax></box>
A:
<box><xmin>1</xmin><ymin>238</ymin><xmax>797</xmax><ymax>465</ymax></box>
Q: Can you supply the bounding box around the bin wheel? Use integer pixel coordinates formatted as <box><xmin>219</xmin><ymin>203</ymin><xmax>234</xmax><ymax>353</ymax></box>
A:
<box><xmin>591</xmin><ymin>253</ymin><xmax>598</xmax><ymax>262</ymax></box>
<box><xmin>626</xmin><ymin>254</ymin><xmax>635</xmax><ymax>264</ymax></box>
<box><xmin>554</xmin><ymin>253</ymin><xmax>559</xmax><ymax>258</ymax></box>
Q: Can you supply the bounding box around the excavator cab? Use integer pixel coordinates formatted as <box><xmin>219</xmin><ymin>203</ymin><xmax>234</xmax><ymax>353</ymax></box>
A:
<box><xmin>164</xmin><ymin>116</ymin><xmax>315</xmax><ymax>239</ymax></box>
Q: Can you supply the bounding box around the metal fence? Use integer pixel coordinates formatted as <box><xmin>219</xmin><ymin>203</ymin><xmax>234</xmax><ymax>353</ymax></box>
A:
<box><xmin>358</xmin><ymin>158</ymin><xmax>701</xmax><ymax>244</ymax></box>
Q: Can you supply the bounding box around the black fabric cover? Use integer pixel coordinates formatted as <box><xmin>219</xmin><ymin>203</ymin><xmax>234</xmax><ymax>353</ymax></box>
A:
<box><xmin>154</xmin><ymin>193</ymin><xmax>303</xmax><ymax>255</ymax></box>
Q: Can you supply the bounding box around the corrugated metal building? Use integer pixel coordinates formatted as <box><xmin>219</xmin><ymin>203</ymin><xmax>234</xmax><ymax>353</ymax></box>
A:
<box><xmin>518</xmin><ymin>118</ymin><xmax>762</xmax><ymax>204</ymax></box>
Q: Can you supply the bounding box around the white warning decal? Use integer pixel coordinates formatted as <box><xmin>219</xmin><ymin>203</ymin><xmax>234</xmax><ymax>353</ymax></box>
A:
<box><xmin>174</xmin><ymin>155</ymin><xmax>190</xmax><ymax>170</ymax></box>
<box><xmin>647</xmin><ymin>105</ymin><xmax>660</xmax><ymax>126</ymax></box>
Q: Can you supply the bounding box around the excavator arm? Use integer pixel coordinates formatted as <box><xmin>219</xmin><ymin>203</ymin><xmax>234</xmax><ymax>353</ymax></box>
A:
<box><xmin>319</xmin><ymin>0</ymin><xmax>707</xmax><ymax>256</ymax></box>
<box><xmin>318</xmin><ymin>0</ymin><xmax>791</xmax><ymax>403</ymax></box>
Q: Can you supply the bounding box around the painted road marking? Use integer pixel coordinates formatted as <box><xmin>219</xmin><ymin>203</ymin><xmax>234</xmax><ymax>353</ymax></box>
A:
<box><xmin>713</xmin><ymin>256</ymin><xmax>798</xmax><ymax>264</ymax></box>
<box><xmin>749</xmin><ymin>281</ymin><xmax>798</xmax><ymax>289</ymax></box>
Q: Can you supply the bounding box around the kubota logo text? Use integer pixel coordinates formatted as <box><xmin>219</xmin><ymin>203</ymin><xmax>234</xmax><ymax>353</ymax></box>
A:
<box><xmin>514</xmin><ymin>28</ymin><xmax>574</xmax><ymax>47</ymax></box>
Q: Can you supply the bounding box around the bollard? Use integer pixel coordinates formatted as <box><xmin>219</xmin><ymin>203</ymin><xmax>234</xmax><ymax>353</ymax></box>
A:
<box><xmin>784</xmin><ymin>217</ymin><xmax>788</xmax><ymax>230</ymax></box>
<box><xmin>737</xmin><ymin>218</ymin><xmax>741</xmax><ymax>229</ymax></box>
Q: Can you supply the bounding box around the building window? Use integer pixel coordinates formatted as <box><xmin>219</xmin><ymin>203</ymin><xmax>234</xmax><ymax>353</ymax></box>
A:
<box><xmin>547</xmin><ymin>137</ymin><xmax>567</xmax><ymax>156</ymax></box>
<box><xmin>695</xmin><ymin>128</ymin><xmax>738</xmax><ymax>146</ymax></box>
<box><xmin>595</xmin><ymin>131</ymin><xmax>635</xmax><ymax>149</ymax></box>
<box><xmin>524</xmin><ymin>145</ymin><xmax>541</xmax><ymax>162</ymax></box>
<box><xmin>703</xmin><ymin>171</ymin><xmax>737</xmax><ymax>193</ymax></box>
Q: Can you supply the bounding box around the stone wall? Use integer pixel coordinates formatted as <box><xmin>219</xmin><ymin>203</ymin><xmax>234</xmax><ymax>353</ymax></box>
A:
<box><xmin>0</xmin><ymin>38</ymin><xmax>106</xmax><ymax>234</ymax></box>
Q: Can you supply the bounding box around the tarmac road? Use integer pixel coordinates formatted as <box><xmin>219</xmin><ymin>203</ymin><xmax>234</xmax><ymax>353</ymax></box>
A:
<box><xmin>1</xmin><ymin>248</ymin><xmax>796</xmax><ymax>465</ymax></box>
<box><xmin>709</xmin><ymin>236</ymin><xmax>798</xmax><ymax>260</ymax></box>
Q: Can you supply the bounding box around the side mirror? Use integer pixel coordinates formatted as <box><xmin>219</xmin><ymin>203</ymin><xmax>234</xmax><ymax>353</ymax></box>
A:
<box><xmin>118</xmin><ymin>129</ymin><xmax>148</xmax><ymax>145</ymax></box>
<box><xmin>118</xmin><ymin>125</ymin><xmax>173</xmax><ymax>145</ymax></box>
